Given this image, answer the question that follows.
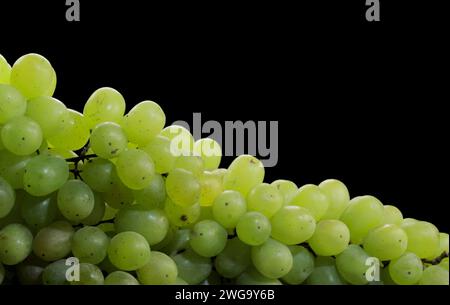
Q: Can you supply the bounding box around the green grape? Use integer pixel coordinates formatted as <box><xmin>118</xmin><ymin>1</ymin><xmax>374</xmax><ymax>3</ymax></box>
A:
<box><xmin>214</xmin><ymin>237</ymin><xmax>251</xmax><ymax>278</ymax></box>
<box><xmin>401</xmin><ymin>221</ymin><xmax>440</xmax><ymax>258</ymax></box>
<box><xmin>57</xmin><ymin>179</ymin><xmax>95</xmax><ymax>222</ymax></box>
<box><xmin>193</xmin><ymin>138</ymin><xmax>222</xmax><ymax>170</ymax></box>
<box><xmin>101</xmin><ymin>173</ymin><xmax>134</xmax><ymax>209</ymax></box>
<box><xmin>419</xmin><ymin>266</ymin><xmax>449</xmax><ymax>285</ymax></box>
<box><xmin>137</xmin><ymin>251</ymin><xmax>178</xmax><ymax>284</ymax></box>
<box><xmin>0</xmin><ymin>150</ymin><xmax>32</xmax><ymax>189</ymax></box>
<box><xmin>72</xmin><ymin>226</ymin><xmax>109</xmax><ymax>264</ymax></box>
<box><xmin>115</xmin><ymin>205</ymin><xmax>169</xmax><ymax>246</ymax></box>
<box><xmin>212</xmin><ymin>190</ymin><xmax>246</xmax><ymax>229</ymax></box>
<box><xmin>160</xmin><ymin>228</ymin><xmax>190</xmax><ymax>256</ymax></box>
<box><xmin>0</xmin><ymin>84</ymin><xmax>27</xmax><ymax>124</ymax></box>
<box><xmin>388</xmin><ymin>252</ymin><xmax>423</xmax><ymax>285</ymax></box>
<box><xmin>381</xmin><ymin>205</ymin><xmax>403</xmax><ymax>226</ymax></box>
<box><xmin>172</xmin><ymin>277</ymin><xmax>188</xmax><ymax>285</ymax></box>
<box><xmin>236</xmin><ymin>211</ymin><xmax>271</xmax><ymax>246</ymax></box>
<box><xmin>308</xmin><ymin>220</ymin><xmax>350</xmax><ymax>256</ymax></box>
<box><xmin>281</xmin><ymin>245</ymin><xmax>315</xmax><ymax>285</ymax></box>
<box><xmin>80</xmin><ymin>158</ymin><xmax>115</xmax><ymax>193</ymax></box>
<box><xmin>26</xmin><ymin>96</ymin><xmax>69</xmax><ymax>139</ymax></box>
<box><xmin>427</xmin><ymin>233</ymin><xmax>449</xmax><ymax>260</ymax></box>
<box><xmin>115</xmin><ymin>148</ymin><xmax>155</xmax><ymax>190</ymax></box>
<box><xmin>340</xmin><ymin>195</ymin><xmax>384</xmax><ymax>244</ymax></box>
<box><xmin>363</xmin><ymin>224</ymin><xmax>408</xmax><ymax>261</ymax></box>
<box><xmin>47</xmin><ymin>110</ymin><xmax>90</xmax><ymax>151</ymax></box>
<box><xmin>335</xmin><ymin>245</ymin><xmax>371</xmax><ymax>285</ymax></box>
<box><xmin>1</xmin><ymin>116</ymin><xmax>43</xmax><ymax>156</ymax></box>
<box><xmin>319</xmin><ymin>179</ymin><xmax>350</xmax><ymax>220</ymax></box>
<box><xmin>440</xmin><ymin>257</ymin><xmax>449</xmax><ymax>271</ymax></box>
<box><xmin>142</xmin><ymin>135</ymin><xmax>176</xmax><ymax>174</ymax></box>
<box><xmin>161</xmin><ymin>125</ymin><xmax>194</xmax><ymax>156</ymax></box>
<box><xmin>402</xmin><ymin>218</ymin><xmax>418</xmax><ymax>226</ymax></box>
<box><xmin>0</xmin><ymin>223</ymin><xmax>33</xmax><ymax>265</ymax></box>
<box><xmin>98</xmin><ymin>255</ymin><xmax>118</xmax><ymax>274</ymax></box>
<box><xmin>236</xmin><ymin>267</ymin><xmax>282</xmax><ymax>285</ymax></box>
<box><xmin>32</xmin><ymin>221</ymin><xmax>74</xmax><ymax>262</ymax></box>
<box><xmin>270</xmin><ymin>205</ymin><xmax>315</xmax><ymax>245</ymax></box>
<box><xmin>10</xmin><ymin>53</ymin><xmax>56</xmax><ymax>99</ymax></box>
<box><xmin>247</xmin><ymin>183</ymin><xmax>283</xmax><ymax>218</ymax></box>
<box><xmin>271</xmin><ymin>179</ymin><xmax>298</xmax><ymax>205</ymax></box>
<box><xmin>0</xmin><ymin>54</ymin><xmax>11</xmax><ymax>84</ymax></box>
<box><xmin>199</xmin><ymin>170</ymin><xmax>224</xmax><ymax>206</ymax></box>
<box><xmin>166</xmin><ymin>168</ymin><xmax>200</xmax><ymax>207</ymax></box>
<box><xmin>18</xmin><ymin>190</ymin><xmax>57</xmax><ymax>231</ymax></box>
<box><xmin>174</xmin><ymin>155</ymin><xmax>204</xmax><ymax>178</ymax></box>
<box><xmin>81</xmin><ymin>192</ymin><xmax>106</xmax><ymax>225</ymax></box>
<box><xmin>189</xmin><ymin>220</ymin><xmax>228</xmax><ymax>257</ymax></box>
<box><xmin>290</xmin><ymin>184</ymin><xmax>330</xmax><ymax>221</ymax></box>
<box><xmin>90</xmin><ymin>122</ymin><xmax>128</xmax><ymax>159</ymax></box>
<box><xmin>0</xmin><ymin>176</ymin><xmax>15</xmax><ymax>218</ymax></box>
<box><xmin>0</xmin><ymin>193</ymin><xmax>22</xmax><ymax>227</ymax></box>
<box><xmin>223</xmin><ymin>155</ymin><xmax>265</xmax><ymax>197</ymax></box>
<box><xmin>133</xmin><ymin>174</ymin><xmax>166</xmax><ymax>209</ymax></box>
<box><xmin>107</xmin><ymin>231</ymin><xmax>151</xmax><ymax>271</ymax></box>
<box><xmin>105</xmin><ymin>271</ymin><xmax>139</xmax><ymax>285</ymax></box>
<box><xmin>16</xmin><ymin>255</ymin><xmax>46</xmax><ymax>285</ymax></box>
<box><xmin>173</xmin><ymin>249</ymin><xmax>212</xmax><ymax>284</ymax></box>
<box><xmin>42</xmin><ymin>259</ymin><xmax>70</xmax><ymax>285</ymax></box>
<box><xmin>251</xmin><ymin>238</ymin><xmax>293</xmax><ymax>279</ymax></box>
<box><xmin>307</xmin><ymin>256</ymin><xmax>347</xmax><ymax>285</ymax></box>
<box><xmin>83</xmin><ymin>87</ymin><xmax>126</xmax><ymax>128</ymax></box>
<box><xmin>71</xmin><ymin>263</ymin><xmax>104</xmax><ymax>285</ymax></box>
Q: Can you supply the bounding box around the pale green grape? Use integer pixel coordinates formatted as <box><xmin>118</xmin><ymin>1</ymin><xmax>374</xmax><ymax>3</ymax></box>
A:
<box><xmin>80</xmin><ymin>158</ymin><xmax>115</xmax><ymax>193</ymax></box>
<box><xmin>401</xmin><ymin>221</ymin><xmax>440</xmax><ymax>258</ymax></box>
<box><xmin>160</xmin><ymin>228</ymin><xmax>190</xmax><ymax>256</ymax></box>
<box><xmin>107</xmin><ymin>231</ymin><xmax>151</xmax><ymax>271</ymax></box>
<box><xmin>335</xmin><ymin>245</ymin><xmax>370</xmax><ymax>285</ymax></box>
<box><xmin>115</xmin><ymin>205</ymin><xmax>169</xmax><ymax>246</ymax></box>
<box><xmin>10</xmin><ymin>53</ymin><xmax>56</xmax><ymax>99</ymax></box>
<box><xmin>236</xmin><ymin>211</ymin><xmax>271</xmax><ymax>246</ymax></box>
<box><xmin>271</xmin><ymin>179</ymin><xmax>298</xmax><ymax>205</ymax></box>
<box><xmin>115</xmin><ymin>148</ymin><xmax>155</xmax><ymax>190</ymax></box>
<box><xmin>251</xmin><ymin>238</ymin><xmax>293</xmax><ymax>279</ymax></box>
<box><xmin>166</xmin><ymin>168</ymin><xmax>200</xmax><ymax>207</ymax></box>
<box><xmin>281</xmin><ymin>245</ymin><xmax>315</xmax><ymax>285</ymax></box>
<box><xmin>122</xmin><ymin>101</ymin><xmax>166</xmax><ymax>146</ymax></box>
<box><xmin>0</xmin><ymin>54</ymin><xmax>11</xmax><ymax>84</ymax></box>
<box><xmin>72</xmin><ymin>226</ymin><xmax>109</xmax><ymax>264</ymax></box>
<box><xmin>247</xmin><ymin>183</ymin><xmax>283</xmax><ymax>219</ymax></box>
<box><xmin>193</xmin><ymin>138</ymin><xmax>222</xmax><ymax>170</ymax></box>
<box><xmin>1</xmin><ymin>116</ymin><xmax>43</xmax><ymax>156</ymax></box>
<box><xmin>47</xmin><ymin>110</ymin><xmax>90</xmax><ymax>151</ymax></box>
<box><xmin>0</xmin><ymin>223</ymin><xmax>33</xmax><ymax>265</ymax></box>
<box><xmin>307</xmin><ymin>256</ymin><xmax>347</xmax><ymax>285</ymax></box>
<box><xmin>133</xmin><ymin>174</ymin><xmax>166</xmax><ymax>209</ymax></box>
<box><xmin>214</xmin><ymin>237</ymin><xmax>251</xmax><ymax>278</ymax></box>
<box><xmin>57</xmin><ymin>179</ymin><xmax>95</xmax><ymax>222</ymax></box>
<box><xmin>363</xmin><ymin>224</ymin><xmax>408</xmax><ymax>261</ymax></box>
<box><xmin>71</xmin><ymin>263</ymin><xmax>104</xmax><ymax>285</ymax></box>
<box><xmin>223</xmin><ymin>155</ymin><xmax>265</xmax><ymax>197</ymax></box>
<box><xmin>440</xmin><ymin>257</ymin><xmax>449</xmax><ymax>271</ymax></box>
<box><xmin>0</xmin><ymin>84</ymin><xmax>27</xmax><ymax>124</ymax></box>
<box><xmin>198</xmin><ymin>170</ymin><xmax>224</xmax><ymax>206</ymax></box>
<box><xmin>161</xmin><ymin>125</ymin><xmax>194</xmax><ymax>156</ymax></box>
<box><xmin>90</xmin><ymin>122</ymin><xmax>128</xmax><ymax>159</ymax></box>
<box><xmin>172</xmin><ymin>249</ymin><xmax>212</xmax><ymax>284</ymax></box>
<box><xmin>152</xmin><ymin>225</ymin><xmax>175</xmax><ymax>251</ymax></box>
<box><xmin>381</xmin><ymin>205</ymin><xmax>403</xmax><ymax>226</ymax></box>
<box><xmin>142</xmin><ymin>135</ymin><xmax>176</xmax><ymax>174</ymax></box>
<box><xmin>32</xmin><ymin>221</ymin><xmax>74</xmax><ymax>261</ymax></box>
<box><xmin>340</xmin><ymin>195</ymin><xmax>384</xmax><ymax>244</ymax></box>
<box><xmin>419</xmin><ymin>266</ymin><xmax>449</xmax><ymax>285</ymax></box>
<box><xmin>26</xmin><ymin>96</ymin><xmax>69</xmax><ymax>138</ymax></box>
<box><xmin>388</xmin><ymin>252</ymin><xmax>423</xmax><ymax>285</ymax></box>
<box><xmin>81</xmin><ymin>192</ymin><xmax>106</xmax><ymax>225</ymax></box>
<box><xmin>427</xmin><ymin>233</ymin><xmax>449</xmax><ymax>260</ymax></box>
<box><xmin>101</xmin><ymin>173</ymin><xmax>135</xmax><ymax>209</ymax></box>
<box><xmin>308</xmin><ymin>220</ymin><xmax>350</xmax><ymax>256</ymax></box>
<box><xmin>174</xmin><ymin>155</ymin><xmax>204</xmax><ymax>177</ymax></box>
<box><xmin>290</xmin><ymin>184</ymin><xmax>329</xmax><ymax>221</ymax></box>
<box><xmin>18</xmin><ymin>190</ymin><xmax>57</xmax><ymax>231</ymax></box>
<box><xmin>137</xmin><ymin>251</ymin><xmax>178</xmax><ymax>284</ymax></box>
<box><xmin>0</xmin><ymin>176</ymin><xmax>15</xmax><ymax>218</ymax></box>
<box><xmin>42</xmin><ymin>259</ymin><xmax>69</xmax><ymax>285</ymax></box>
<box><xmin>0</xmin><ymin>150</ymin><xmax>32</xmax><ymax>189</ymax></box>
<box><xmin>212</xmin><ymin>190</ymin><xmax>246</xmax><ymax>229</ymax></box>
<box><xmin>319</xmin><ymin>179</ymin><xmax>350</xmax><ymax>220</ymax></box>
<box><xmin>236</xmin><ymin>267</ymin><xmax>282</xmax><ymax>285</ymax></box>
<box><xmin>189</xmin><ymin>220</ymin><xmax>228</xmax><ymax>257</ymax></box>
<box><xmin>83</xmin><ymin>87</ymin><xmax>126</xmax><ymax>128</ymax></box>
<box><xmin>270</xmin><ymin>206</ymin><xmax>315</xmax><ymax>245</ymax></box>
<box><xmin>105</xmin><ymin>271</ymin><xmax>139</xmax><ymax>285</ymax></box>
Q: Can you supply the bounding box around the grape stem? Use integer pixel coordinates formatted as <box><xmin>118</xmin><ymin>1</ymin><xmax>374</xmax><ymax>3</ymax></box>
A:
<box><xmin>422</xmin><ymin>251</ymin><xmax>449</xmax><ymax>265</ymax></box>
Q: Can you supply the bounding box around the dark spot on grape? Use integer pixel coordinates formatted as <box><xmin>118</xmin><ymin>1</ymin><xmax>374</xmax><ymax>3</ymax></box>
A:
<box><xmin>339</xmin><ymin>235</ymin><xmax>343</xmax><ymax>238</ymax></box>
<box><xmin>41</xmin><ymin>253</ymin><xmax>45</xmax><ymax>257</ymax></box>
<box><xmin>111</xmin><ymin>149</ymin><xmax>119</xmax><ymax>155</ymax></box>
<box><xmin>142</xmin><ymin>177</ymin><xmax>145</xmax><ymax>180</ymax></box>
<box><xmin>257</xmin><ymin>226</ymin><xmax>261</xmax><ymax>230</ymax></box>
<box><xmin>108</xmin><ymin>142</ymin><xmax>112</xmax><ymax>146</ymax></box>
<box><xmin>398</xmin><ymin>240</ymin><xmax>402</xmax><ymax>243</ymax></box>
<box><xmin>224</xmin><ymin>202</ymin><xmax>229</xmax><ymax>206</ymax></box>
<box><xmin>199</xmin><ymin>233</ymin><xmax>203</xmax><ymax>236</ymax></box>
<box><xmin>90</xmin><ymin>253</ymin><xmax>94</xmax><ymax>256</ymax></box>
<box><xmin>4</xmin><ymin>250</ymin><xmax>8</xmax><ymax>254</ymax></box>
<box><xmin>180</xmin><ymin>215</ymin><xmax>188</xmax><ymax>221</ymax></box>
<box><xmin>76</xmin><ymin>214</ymin><xmax>79</xmax><ymax>217</ymax></box>
<box><xmin>165</xmin><ymin>274</ymin><xmax>168</xmax><ymax>278</ymax></box>
<box><xmin>407</xmin><ymin>271</ymin><xmax>411</xmax><ymax>275</ymax></box>
<box><xmin>27</xmin><ymin>184</ymin><xmax>31</xmax><ymax>188</ymax></box>
<box><xmin>120</xmin><ymin>202</ymin><xmax>124</xmax><ymax>205</ymax></box>
<box><xmin>22</xmin><ymin>137</ymin><xmax>25</xmax><ymax>141</ymax></box>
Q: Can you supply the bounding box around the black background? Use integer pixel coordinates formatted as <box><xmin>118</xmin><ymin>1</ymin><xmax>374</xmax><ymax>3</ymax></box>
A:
<box><xmin>0</xmin><ymin>0</ymin><xmax>447</xmax><ymax>235</ymax></box>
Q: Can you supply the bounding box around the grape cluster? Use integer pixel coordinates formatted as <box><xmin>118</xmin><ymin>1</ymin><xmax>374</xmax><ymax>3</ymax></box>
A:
<box><xmin>0</xmin><ymin>53</ymin><xmax>448</xmax><ymax>286</ymax></box>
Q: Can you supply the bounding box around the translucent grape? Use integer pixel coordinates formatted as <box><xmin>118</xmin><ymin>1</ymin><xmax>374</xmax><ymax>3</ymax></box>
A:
<box><xmin>247</xmin><ymin>183</ymin><xmax>283</xmax><ymax>219</ymax></box>
<box><xmin>214</xmin><ymin>237</ymin><xmax>251</xmax><ymax>278</ymax></box>
<box><xmin>137</xmin><ymin>251</ymin><xmax>178</xmax><ymax>284</ymax></box>
<box><xmin>419</xmin><ymin>266</ymin><xmax>449</xmax><ymax>285</ymax></box>
<box><xmin>166</xmin><ymin>168</ymin><xmax>200</xmax><ymax>207</ymax></box>
<box><xmin>189</xmin><ymin>220</ymin><xmax>228</xmax><ymax>257</ymax></box>
<box><xmin>0</xmin><ymin>176</ymin><xmax>15</xmax><ymax>218</ymax></box>
<box><xmin>133</xmin><ymin>174</ymin><xmax>166</xmax><ymax>209</ymax></box>
<box><xmin>90</xmin><ymin>122</ymin><xmax>128</xmax><ymax>159</ymax></box>
<box><xmin>83</xmin><ymin>87</ymin><xmax>126</xmax><ymax>128</ymax></box>
<box><xmin>57</xmin><ymin>179</ymin><xmax>95</xmax><ymax>222</ymax></box>
<box><xmin>212</xmin><ymin>190</ymin><xmax>246</xmax><ymax>229</ymax></box>
<box><xmin>198</xmin><ymin>170</ymin><xmax>224</xmax><ymax>206</ymax></box>
<box><xmin>42</xmin><ymin>259</ymin><xmax>69</xmax><ymax>285</ymax></box>
<box><xmin>104</xmin><ymin>271</ymin><xmax>139</xmax><ymax>285</ymax></box>
<box><xmin>319</xmin><ymin>179</ymin><xmax>350</xmax><ymax>220</ymax></box>
<box><xmin>115</xmin><ymin>148</ymin><xmax>155</xmax><ymax>190</ymax></box>
<box><xmin>223</xmin><ymin>155</ymin><xmax>265</xmax><ymax>197</ymax></box>
<box><xmin>236</xmin><ymin>211</ymin><xmax>271</xmax><ymax>246</ymax></box>
<box><xmin>0</xmin><ymin>84</ymin><xmax>27</xmax><ymax>124</ymax></box>
<box><xmin>32</xmin><ymin>221</ymin><xmax>74</xmax><ymax>262</ymax></box>
<box><xmin>307</xmin><ymin>256</ymin><xmax>347</xmax><ymax>285</ymax></box>
<box><xmin>381</xmin><ymin>205</ymin><xmax>403</xmax><ymax>226</ymax></box>
<box><xmin>47</xmin><ymin>110</ymin><xmax>90</xmax><ymax>151</ymax></box>
<box><xmin>0</xmin><ymin>150</ymin><xmax>32</xmax><ymax>189</ymax></box>
<box><xmin>290</xmin><ymin>184</ymin><xmax>329</xmax><ymax>221</ymax></box>
<box><xmin>363</xmin><ymin>224</ymin><xmax>408</xmax><ymax>261</ymax></box>
<box><xmin>142</xmin><ymin>135</ymin><xmax>176</xmax><ymax>174</ymax></box>
<box><xmin>281</xmin><ymin>245</ymin><xmax>315</xmax><ymax>285</ymax></box>
<box><xmin>251</xmin><ymin>238</ymin><xmax>293</xmax><ymax>279</ymax></box>
<box><xmin>101</xmin><ymin>173</ymin><xmax>134</xmax><ymax>209</ymax></box>
<box><xmin>308</xmin><ymin>220</ymin><xmax>350</xmax><ymax>256</ymax></box>
<box><xmin>17</xmin><ymin>190</ymin><xmax>57</xmax><ymax>231</ymax></box>
<box><xmin>172</xmin><ymin>249</ymin><xmax>212</xmax><ymax>284</ymax></box>
<box><xmin>401</xmin><ymin>221</ymin><xmax>440</xmax><ymax>258</ymax></box>
<box><xmin>271</xmin><ymin>179</ymin><xmax>298</xmax><ymax>205</ymax></box>
<box><xmin>236</xmin><ymin>267</ymin><xmax>282</xmax><ymax>285</ymax></box>
<box><xmin>71</xmin><ymin>263</ymin><xmax>104</xmax><ymax>285</ymax></box>
<box><xmin>0</xmin><ymin>223</ymin><xmax>33</xmax><ymax>265</ymax></box>
<box><xmin>72</xmin><ymin>226</ymin><xmax>109</xmax><ymax>264</ymax></box>
<box><xmin>0</xmin><ymin>54</ymin><xmax>11</xmax><ymax>84</ymax></box>
<box><xmin>427</xmin><ymin>232</ymin><xmax>449</xmax><ymax>260</ymax></box>
<box><xmin>193</xmin><ymin>138</ymin><xmax>222</xmax><ymax>170</ymax></box>
<box><xmin>81</xmin><ymin>192</ymin><xmax>106</xmax><ymax>225</ymax></box>
<box><xmin>161</xmin><ymin>125</ymin><xmax>194</xmax><ymax>156</ymax></box>
<box><xmin>270</xmin><ymin>206</ymin><xmax>315</xmax><ymax>245</ymax></box>
<box><xmin>335</xmin><ymin>245</ymin><xmax>370</xmax><ymax>285</ymax></box>
<box><xmin>388</xmin><ymin>252</ymin><xmax>423</xmax><ymax>285</ymax></box>
<box><xmin>174</xmin><ymin>155</ymin><xmax>204</xmax><ymax>177</ymax></box>
<box><xmin>107</xmin><ymin>231</ymin><xmax>151</xmax><ymax>271</ymax></box>
<box><xmin>1</xmin><ymin>116</ymin><xmax>43</xmax><ymax>156</ymax></box>
<box><xmin>26</xmin><ymin>96</ymin><xmax>69</xmax><ymax>138</ymax></box>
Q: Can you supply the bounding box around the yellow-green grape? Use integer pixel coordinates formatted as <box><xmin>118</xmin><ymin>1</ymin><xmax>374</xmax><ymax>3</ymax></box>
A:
<box><xmin>83</xmin><ymin>87</ymin><xmax>126</xmax><ymax>128</ymax></box>
<box><xmin>290</xmin><ymin>184</ymin><xmax>330</xmax><ymax>221</ymax></box>
<box><xmin>335</xmin><ymin>245</ymin><xmax>370</xmax><ymax>285</ymax></box>
<box><xmin>107</xmin><ymin>231</ymin><xmax>151</xmax><ymax>271</ymax></box>
<box><xmin>340</xmin><ymin>195</ymin><xmax>384</xmax><ymax>244</ymax></box>
<box><xmin>32</xmin><ymin>221</ymin><xmax>74</xmax><ymax>262</ymax></box>
<box><xmin>47</xmin><ymin>110</ymin><xmax>90</xmax><ymax>151</ymax></box>
<box><xmin>80</xmin><ymin>158</ymin><xmax>115</xmax><ymax>193</ymax></box>
<box><xmin>236</xmin><ymin>267</ymin><xmax>282</xmax><ymax>285</ymax></box>
<box><xmin>24</xmin><ymin>155</ymin><xmax>69</xmax><ymax>196</ymax></box>
<box><xmin>137</xmin><ymin>251</ymin><xmax>178</xmax><ymax>284</ymax></box>
<box><xmin>236</xmin><ymin>211</ymin><xmax>271</xmax><ymax>246</ymax></box>
<box><xmin>17</xmin><ymin>190</ymin><xmax>57</xmax><ymax>231</ymax></box>
<box><xmin>115</xmin><ymin>205</ymin><xmax>169</xmax><ymax>246</ymax></box>
<box><xmin>166</xmin><ymin>168</ymin><xmax>200</xmax><ymax>207</ymax></box>
<box><xmin>199</xmin><ymin>170</ymin><xmax>224</xmax><ymax>206</ymax></box>
<box><xmin>427</xmin><ymin>233</ymin><xmax>449</xmax><ymax>260</ymax></box>
<box><xmin>214</xmin><ymin>237</ymin><xmax>251</xmax><ymax>278</ymax></box>
<box><xmin>419</xmin><ymin>265</ymin><xmax>449</xmax><ymax>285</ymax></box>
<box><xmin>270</xmin><ymin>206</ymin><xmax>315</xmax><ymax>245</ymax></box>
<box><xmin>90</xmin><ymin>122</ymin><xmax>128</xmax><ymax>159</ymax></box>
<box><xmin>1</xmin><ymin>116</ymin><xmax>43</xmax><ymax>156</ymax></box>
<box><xmin>122</xmin><ymin>101</ymin><xmax>166</xmax><ymax>146</ymax></box>
<box><xmin>193</xmin><ymin>138</ymin><xmax>222</xmax><ymax>170</ymax></box>
<box><xmin>57</xmin><ymin>179</ymin><xmax>95</xmax><ymax>222</ymax></box>
<box><xmin>151</xmin><ymin>225</ymin><xmax>176</xmax><ymax>251</ymax></box>
<box><xmin>42</xmin><ymin>259</ymin><xmax>70</xmax><ymax>285</ymax></box>
<box><xmin>307</xmin><ymin>256</ymin><xmax>347</xmax><ymax>285</ymax></box>
<box><xmin>174</xmin><ymin>155</ymin><xmax>204</xmax><ymax>177</ymax></box>
<box><xmin>363</xmin><ymin>224</ymin><xmax>408</xmax><ymax>261</ymax></box>
<box><xmin>440</xmin><ymin>257</ymin><xmax>449</xmax><ymax>271</ymax></box>
<box><xmin>308</xmin><ymin>220</ymin><xmax>350</xmax><ymax>256</ymax></box>
<box><xmin>271</xmin><ymin>179</ymin><xmax>298</xmax><ymax>205</ymax></box>
<box><xmin>0</xmin><ymin>223</ymin><xmax>33</xmax><ymax>265</ymax></box>
<box><xmin>223</xmin><ymin>155</ymin><xmax>265</xmax><ymax>197</ymax></box>
<box><xmin>0</xmin><ymin>84</ymin><xmax>27</xmax><ymax>124</ymax></box>
<box><xmin>212</xmin><ymin>190</ymin><xmax>246</xmax><ymax>229</ymax></box>
<box><xmin>0</xmin><ymin>54</ymin><xmax>11</xmax><ymax>84</ymax></box>
<box><xmin>189</xmin><ymin>220</ymin><xmax>228</xmax><ymax>257</ymax></box>
<box><xmin>402</xmin><ymin>218</ymin><xmax>418</xmax><ymax>226</ymax></box>
<box><xmin>104</xmin><ymin>271</ymin><xmax>139</xmax><ymax>285</ymax></box>
<box><xmin>72</xmin><ymin>226</ymin><xmax>109</xmax><ymax>264</ymax></box>
<box><xmin>71</xmin><ymin>263</ymin><xmax>104</xmax><ymax>285</ymax></box>
<box><xmin>161</xmin><ymin>125</ymin><xmax>194</xmax><ymax>156</ymax></box>
<box><xmin>133</xmin><ymin>174</ymin><xmax>166</xmax><ymax>209</ymax></box>
<box><xmin>26</xmin><ymin>96</ymin><xmax>69</xmax><ymax>138</ymax></box>
<box><xmin>0</xmin><ymin>176</ymin><xmax>15</xmax><ymax>218</ymax></box>
<box><xmin>401</xmin><ymin>221</ymin><xmax>440</xmax><ymax>258</ymax></box>
<box><xmin>0</xmin><ymin>150</ymin><xmax>32</xmax><ymax>189</ymax></box>
<box><xmin>381</xmin><ymin>205</ymin><xmax>403</xmax><ymax>226</ymax></box>
<box><xmin>251</xmin><ymin>238</ymin><xmax>293</xmax><ymax>279</ymax></box>
<box><xmin>115</xmin><ymin>148</ymin><xmax>155</xmax><ymax>190</ymax></box>
<box><xmin>160</xmin><ymin>228</ymin><xmax>190</xmax><ymax>256</ymax></box>
<box><xmin>101</xmin><ymin>173</ymin><xmax>134</xmax><ymax>209</ymax></box>
<box><xmin>319</xmin><ymin>179</ymin><xmax>350</xmax><ymax>220</ymax></box>
<box><xmin>388</xmin><ymin>252</ymin><xmax>423</xmax><ymax>285</ymax></box>
<box><xmin>10</xmin><ymin>53</ymin><xmax>56</xmax><ymax>99</ymax></box>
<box><xmin>0</xmin><ymin>127</ymin><xmax>4</xmax><ymax>151</ymax></box>
<box><xmin>81</xmin><ymin>192</ymin><xmax>106</xmax><ymax>226</ymax></box>
<box><xmin>142</xmin><ymin>135</ymin><xmax>176</xmax><ymax>174</ymax></box>
<box><xmin>281</xmin><ymin>245</ymin><xmax>315</xmax><ymax>285</ymax></box>
<box><xmin>172</xmin><ymin>249</ymin><xmax>212</xmax><ymax>284</ymax></box>
<box><xmin>247</xmin><ymin>183</ymin><xmax>283</xmax><ymax>219</ymax></box>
